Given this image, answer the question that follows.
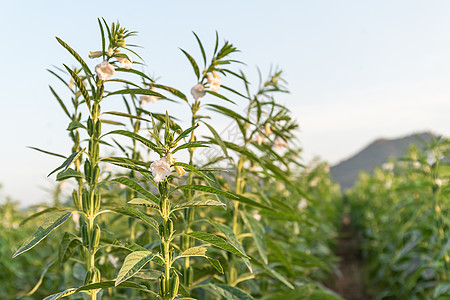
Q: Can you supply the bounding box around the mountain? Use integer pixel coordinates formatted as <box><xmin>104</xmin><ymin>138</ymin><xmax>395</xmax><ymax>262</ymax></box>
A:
<box><xmin>330</xmin><ymin>132</ymin><xmax>435</xmax><ymax>190</ymax></box>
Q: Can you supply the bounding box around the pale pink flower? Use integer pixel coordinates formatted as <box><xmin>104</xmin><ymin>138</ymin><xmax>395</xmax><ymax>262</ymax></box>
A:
<box><xmin>117</xmin><ymin>54</ymin><xmax>133</xmax><ymax>69</ymax></box>
<box><xmin>207</xmin><ymin>73</ymin><xmax>221</xmax><ymax>93</ymax></box>
<box><xmin>274</xmin><ymin>138</ymin><xmax>287</xmax><ymax>150</ymax></box>
<box><xmin>253</xmin><ymin>211</ymin><xmax>262</xmax><ymax>221</ymax></box>
<box><xmin>140</xmin><ymin>87</ymin><xmax>159</xmax><ymax>105</ymax></box>
<box><xmin>95</xmin><ymin>61</ymin><xmax>115</xmax><ymax>81</ymax></box>
<box><xmin>151</xmin><ymin>157</ymin><xmax>172</xmax><ymax>182</ymax></box>
<box><xmin>256</xmin><ymin>133</ymin><xmax>264</xmax><ymax>145</ymax></box>
<box><xmin>191</xmin><ymin>83</ymin><xmax>206</xmax><ymax>100</ymax></box>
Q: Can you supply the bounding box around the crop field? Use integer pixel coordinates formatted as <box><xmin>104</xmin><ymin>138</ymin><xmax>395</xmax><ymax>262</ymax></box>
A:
<box><xmin>1</xmin><ymin>18</ymin><xmax>449</xmax><ymax>300</ymax></box>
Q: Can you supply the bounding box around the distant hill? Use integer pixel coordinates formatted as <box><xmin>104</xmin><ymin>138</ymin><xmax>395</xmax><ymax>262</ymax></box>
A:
<box><xmin>330</xmin><ymin>132</ymin><xmax>434</xmax><ymax>190</ymax></box>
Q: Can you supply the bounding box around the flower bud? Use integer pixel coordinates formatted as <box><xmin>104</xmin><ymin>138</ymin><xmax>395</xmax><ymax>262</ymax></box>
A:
<box><xmin>88</xmin><ymin>51</ymin><xmax>103</xmax><ymax>59</ymax></box>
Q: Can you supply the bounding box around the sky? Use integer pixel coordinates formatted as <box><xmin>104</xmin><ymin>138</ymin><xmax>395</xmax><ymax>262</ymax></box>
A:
<box><xmin>1</xmin><ymin>1</ymin><xmax>450</xmax><ymax>206</ymax></box>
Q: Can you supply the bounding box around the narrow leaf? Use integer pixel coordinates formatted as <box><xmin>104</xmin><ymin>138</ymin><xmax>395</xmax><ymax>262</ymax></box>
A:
<box><xmin>186</xmin><ymin>232</ymin><xmax>249</xmax><ymax>259</ymax></box>
<box><xmin>13</xmin><ymin>211</ymin><xmax>72</xmax><ymax>258</ymax></box>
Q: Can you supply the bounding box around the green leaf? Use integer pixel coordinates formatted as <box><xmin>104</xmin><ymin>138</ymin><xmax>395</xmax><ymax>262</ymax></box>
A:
<box><xmin>206</xmin><ymin>257</ymin><xmax>224</xmax><ymax>274</ymax></box>
<box><xmin>173</xmin><ymin>124</ymin><xmax>199</xmax><ymax>144</ymax></box>
<box><xmin>434</xmin><ymin>283</ymin><xmax>450</xmax><ymax>299</ymax></box>
<box><xmin>153</xmin><ymin>83</ymin><xmax>188</xmax><ymax>103</ymax></box>
<box><xmin>309</xmin><ymin>289</ymin><xmax>345</xmax><ymax>300</ymax></box>
<box><xmin>249</xmin><ymin>255</ymin><xmax>294</xmax><ymax>289</ymax></box>
<box><xmin>172</xmin><ymin>185</ymin><xmax>237</xmax><ymax>200</ymax></box>
<box><xmin>56</xmin><ymin>168</ymin><xmax>83</xmax><ymax>181</ymax></box>
<box><xmin>186</xmin><ymin>232</ymin><xmax>249</xmax><ymax>259</ymax></box>
<box><xmin>172</xmin><ymin>199</ymin><xmax>226</xmax><ymax>212</ymax></box>
<box><xmin>13</xmin><ymin>211</ymin><xmax>72</xmax><ymax>258</ymax></box>
<box><xmin>202</xmin><ymin>121</ymin><xmax>231</xmax><ymax>161</ymax></box>
<box><xmin>66</xmin><ymin>121</ymin><xmax>86</xmax><ymax>131</ymax></box>
<box><xmin>180</xmin><ymin>48</ymin><xmax>199</xmax><ymax>79</ymax></box>
<box><xmin>107</xmin><ymin>88</ymin><xmax>166</xmax><ymax>99</ymax></box>
<box><xmin>102</xmin><ymin>111</ymin><xmax>150</xmax><ymax>122</ymax></box>
<box><xmin>63</xmin><ymin>64</ymin><xmax>91</xmax><ymax>110</ymax></box>
<box><xmin>209</xmin><ymin>283</ymin><xmax>255</xmax><ymax>300</ymax></box>
<box><xmin>49</xmin><ymin>86</ymin><xmax>71</xmax><ymax>118</ymax></box>
<box><xmin>115</xmin><ymin>251</ymin><xmax>157</xmax><ymax>286</ymax></box>
<box><xmin>210</xmin><ymin>220</ymin><xmax>251</xmax><ymax>272</ymax></box>
<box><xmin>128</xmin><ymin>198</ymin><xmax>159</xmax><ymax>209</ymax></box>
<box><xmin>55</xmin><ymin>37</ymin><xmax>92</xmax><ymax>76</ymax></box>
<box><xmin>59</xmin><ymin>231</ymin><xmax>81</xmax><ymax>263</ymax></box>
<box><xmin>241</xmin><ymin>212</ymin><xmax>267</xmax><ymax>264</ymax></box>
<box><xmin>47</xmin><ymin>148</ymin><xmax>84</xmax><ymax>177</ymax></box>
<box><xmin>76</xmin><ymin>280</ymin><xmax>156</xmax><ymax>295</ymax></box>
<box><xmin>115</xmin><ymin>67</ymin><xmax>153</xmax><ymax>82</ymax></box>
<box><xmin>178</xmin><ymin>246</ymin><xmax>208</xmax><ymax>258</ymax></box>
<box><xmin>28</xmin><ymin>146</ymin><xmax>66</xmax><ymax>159</ymax></box>
<box><xmin>100</xmin><ymin>119</ymin><xmax>125</xmax><ymax>126</ymax></box>
<box><xmin>112</xmin><ymin>177</ymin><xmax>159</xmax><ymax>204</ymax></box>
<box><xmin>205</xmin><ymin>90</ymin><xmax>236</xmax><ymax>104</ymax></box>
<box><xmin>106</xmin><ymin>130</ymin><xmax>162</xmax><ymax>154</ymax></box>
<box><xmin>42</xmin><ymin>288</ymin><xmax>77</xmax><ymax>300</ymax></box>
<box><xmin>112</xmin><ymin>206</ymin><xmax>159</xmax><ymax>232</ymax></box>
<box><xmin>173</xmin><ymin>162</ymin><xmax>214</xmax><ymax>182</ymax></box>
<box><xmin>207</xmin><ymin>104</ymin><xmax>253</xmax><ymax>124</ymax></box>
<box><xmin>261</xmin><ymin>285</ymin><xmax>313</xmax><ymax>300</ymax></box>
<box><xmin>23</xmin><ymin>258</ymin><xmax>57</xmax><ymax>297</ymax></box>
<box><xmin>20</xmin><ymin>207</ymin><xmax>70</xmax><ymax>226</ymax></box>
<box><xmin>193</xmin><ymin>31</ymin><xmax>207</xmax><ymax>66</ymax></box>
<box><xmin>172</xmin><ymin>141</ymin><xmax>209</xmax><ymax>153</ymax></box>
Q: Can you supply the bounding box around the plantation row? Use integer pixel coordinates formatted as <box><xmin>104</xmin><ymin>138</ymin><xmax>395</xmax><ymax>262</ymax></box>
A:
<box><xmin>349</xmin><ymin>137</ymin><xmax>450</xmax><ymax>299</ymax></box>
<box><xmin>2</xmin><ymin>19</ymin><xmax>345</xmax><ymax>299</ymax></box>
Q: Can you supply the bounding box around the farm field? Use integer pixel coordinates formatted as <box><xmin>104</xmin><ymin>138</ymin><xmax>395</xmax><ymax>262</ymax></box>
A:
<box><xmin>1</xmin><ymin>12</ymin><xmax>450</xmax><ymax>300</ymax></box>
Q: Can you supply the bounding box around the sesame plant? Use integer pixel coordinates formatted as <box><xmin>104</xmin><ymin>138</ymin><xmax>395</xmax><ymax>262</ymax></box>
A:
<box><xmin>349</xmin><ymin>137</ymin><xmax>450</xmax><ymax>299</ymax></box>
<box><xmin>11</xmin><ymin>18</ymin><xmax>344</xmax><ymax>300</ymax></box>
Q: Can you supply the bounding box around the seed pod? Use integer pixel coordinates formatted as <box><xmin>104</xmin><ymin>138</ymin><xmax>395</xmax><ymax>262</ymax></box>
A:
<box><xmin>170</xmin><ymin>273</ymin><xmax>180</xmax><ymax>298</ymax></box>
<box><xmin>92</xmin><ymin>224</ymin><xmax>101</xmax><ymax>249</ymax></box>
<box><xmin>84</xmin><ymin>160</ymin><xmax>92</xmax><ymax>182</ymax></box>
<box><xmin>84</xmin><ymin>267</ymin><xmax>101</xmax><ymax>285</ymax></box>
<box><xmin>91</xmin><ymin>165</ymin><xmax>100</xmax><ymax>185</ymax></box>
<box><xmin>72</xmin><ymin>189</ymin><xmax>80</xmax><ymax>209</ymax></box>
<box><xmin>159</xmin><ymin>223</ymin><xmax>165</xmax><ymax>238</ymax></box>
<box><xmin>93</xmin><ymin>192</ymin><xmax>101</xmax><ymax>213</ymax></box>
<box><xmin>94</xmin><ymin>119</ymin><xmax>101</xmax><ymax>137</ymax></box>
<box><xmin>82</xmin><ymin>190</ymin><xmax>90</xmax><ymax>214</ymax></box>
<box><xmin>187</xmin><ymin>266</ymin><xmax>194</xmax><ymax>287</ymax></box>
<box><xmin>158</xmin><ymin>274</ymin><xmax>166</xmax><ymax>296</ymax></box>
<box><xmin>164</xmin><ymin>219</ymin><xmax>173</xmax><ymax>241</ymax></box>
<box><xmin>87</xmin><ymin>117</ymin><xmax>94</xmax><ymax>136</ymax></box>
<box><xmin>81</xmin><ymin>223</ymin><xmax>89</xmax><ymax>247</ymax></box>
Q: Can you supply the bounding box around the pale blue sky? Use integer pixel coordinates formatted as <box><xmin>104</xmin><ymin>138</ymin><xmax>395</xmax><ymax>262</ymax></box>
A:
<box><xmin>1</xmin><ymin>1</ymin><xmax>450</xmax><ymax>205</ymax></box>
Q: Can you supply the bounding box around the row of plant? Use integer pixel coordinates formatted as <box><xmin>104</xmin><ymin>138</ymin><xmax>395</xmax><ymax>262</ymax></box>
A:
<box><xmin>348</xmin><ymin>137</ymin><xmax>450</xmax><ymax>299</ymax></box>
<box><xmin>10</xmin><ymin>19</ymin><xmax>344</xmax><ymax>299</ymax></box>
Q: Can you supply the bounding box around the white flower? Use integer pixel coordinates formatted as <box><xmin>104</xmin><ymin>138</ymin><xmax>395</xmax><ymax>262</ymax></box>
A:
<box><xmin>265</xmin><ymin>123</ymin><xmax>272</xmax><ymax>135</ymax></box>
<box><xmin>89</xmin><ymin>51</ymin><xmax>103</xmax><ymax>59</ymax></box>
<box><xmin>310</xmin><ymin>177</ymin><xmax>320</xmax><ymax>187</ymax></box>
<box><xmin>207</xmin><ymin>72</ymin><xmax>221</xmax><ymax>93</ymax></box>
<box><xmin>435</xmin><ymin>178</ymin><xmax>443</xmax><ymax>187</ymax></box>
<box><xmin>151</xmin><ymin>157</ymin><xmax>172</xmax><ymax>183</ymax></box>
<box><xmin>108</xmin><ymin>254</ymin><xmax>119</xmax><ymax>268</ymax></box>
<box><xmin>191</xmin><ymin>83</ymin><xmax>206</xmax><ymax>100</ymax></box>
<box><xmin>253</xmin><ymin>211</ymin><xmax>262</xmax><ymax>221</ymax></box>
<box><xmin>382</xmin><ymin>162</ymin><xmax>394</xmax><ymax>171</ymax></box>
<box><xmin>256</xmin><ymin>133</ymin><xmax>264</xmax><ymax>145</ymax></box>
<box><xmin>274</xmin><ymin>137</ymin><xmax>287</xmax><ymax>150</ymax></box>
<box><xmin>95</xmin><ymin>61</ymin><xmax>115</xmax><ymax>81</ymax></box>
<box><xmin>116</xmin><ymin>53</ymin><xmax>133</xmax><ymax>69</ymax></box>
<box><xmin>140</xmin><ymin>87</ymin><xmax>159</xmax><ymax>105</ymax></box>
<box><xmin>72</xmin><ymin>212</ymin><xmax>80</xmax><ymax>230</ymax></box>
<box><xmin>297</xmin><ymin>199</ymin><xmax>308</xmax><ymax>210</ymax></box>
<box><xmin>413</xmin><ymin>161</ymin><xmax>421</xmax><ymax>168</ymax></box>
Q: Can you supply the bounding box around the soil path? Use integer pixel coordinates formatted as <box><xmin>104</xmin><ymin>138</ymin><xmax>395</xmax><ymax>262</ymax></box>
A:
<box><xmin>328</xmin><ymin>216</ymin><xmax>371</xmax><ymax>300</ymax></box>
